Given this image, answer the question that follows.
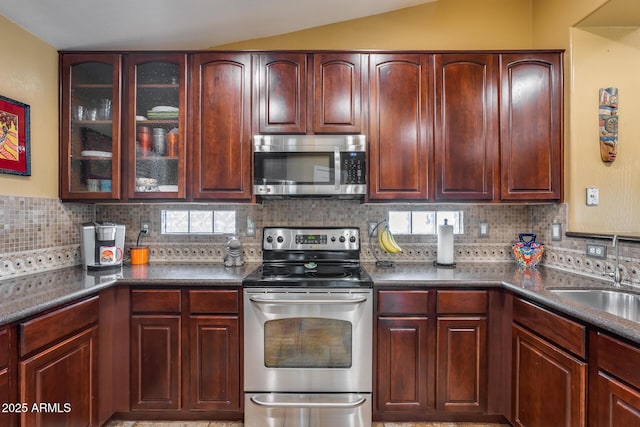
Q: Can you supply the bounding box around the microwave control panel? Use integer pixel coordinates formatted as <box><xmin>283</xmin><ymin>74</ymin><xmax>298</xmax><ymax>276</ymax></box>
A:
<box><xmin>341</xmin><ymin>152</ymin><xmax>366</xmax><ymax>184</ymax></box>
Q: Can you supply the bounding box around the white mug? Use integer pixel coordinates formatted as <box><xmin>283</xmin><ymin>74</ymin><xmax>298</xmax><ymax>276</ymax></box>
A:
<box><xmin>99</xmin><ymin>246</ymin><xmax>123</xmax><ymax>265</ymax></box>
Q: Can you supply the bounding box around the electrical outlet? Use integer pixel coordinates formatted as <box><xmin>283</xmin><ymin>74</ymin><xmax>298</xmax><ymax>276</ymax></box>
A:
<box><xmin>141</xmin><ymin>221</ymin><xmax>151</xmax><ymax>236</ymax></box>
<box><xmin>368</xmin><ymin>222</ymin><xmax>378</xmax><ymax>237</ymax></box>
<box><xmin>586</xmin><ymin>243</ymin><xmax>606</xmax><ymax>259</ymax></box>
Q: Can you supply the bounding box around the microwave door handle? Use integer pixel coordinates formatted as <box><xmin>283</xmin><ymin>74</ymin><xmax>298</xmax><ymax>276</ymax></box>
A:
<box><xmin>250</xmin><ymin>394</ymin><xmax>367</xmax><ymax>409</ymax></box>
<box><xmin>334</xmin><ymin>148</ymin><xmax>341</xmax><ymax>190</ymax></box>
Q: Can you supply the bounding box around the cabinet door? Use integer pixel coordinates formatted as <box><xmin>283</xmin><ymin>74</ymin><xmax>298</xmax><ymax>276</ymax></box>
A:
<box><xmin>20</xmin><ymin>326</ymin><xmax>98</xmax><ymax>427</ymax></box>
<box><xmin>596</xmin><ymin>371</ymin><xmax>640</xmax><ymax>427</ymax></box>
<box><xmin>131</xmin><ymin>315</ymin><xmax>181</xmax><ymax>411</ymax></box>
<box><xmin>369</xmin><ymin>54</ymin><xmax>432</xmax><ymax>200</ymax></box>
<box><xmin>312</xmin><ymin>53</ymin><xmax>363</xmax><ymax>133</ymax></box>
<box><xmin>257</xmin><ymin>53</ymin><xmax>307</xmax><ymax>134</ymax></box>
<box><xmin>500</xmin><ymin>52</ymin><xmax>563</xmax><ymax>200</ymax></box>
<box><xmin>191</xmin><ymin>53</ymin><xmax>252</xmax><ymax>200</ymax></box>
<box><xmin>376</xmin><ymin>316</ymin><xmax>431</xmax><ymax>416</ymax></box>
<box><xmin>189</xmin><ymin>315</ymin><xmax>240</xmax><ymax>411</ymax></box>
<box><xmin>127</xmin><ymin>54</ymin><xmax>187</xmax><ymax>200</ymax></box>
<box><xmin>0</xmin><ymin>326</ymin><xmax>16</xmax><ymax>427</ymax></box>
<box><xmin>436</xmin><ymin>317</ymin><xmax>487</xmax><ymax>413</ymax></box>
<box><xmin>434</xmin><ymin>54</ymin><xmax>498</xmax><ymax>201</ymax></box>
<box><xmin>60</xmin><ymin>53</ymin><xmax>122</xmax><ymax>200</ymax></box>
<box><xmin>512</xmin><ymin>324</ymin><xmax>586</xmax><ymax>427</ymax></box>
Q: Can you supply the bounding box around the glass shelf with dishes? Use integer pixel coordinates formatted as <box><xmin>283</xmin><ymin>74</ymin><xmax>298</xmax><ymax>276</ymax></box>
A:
<box><xmin>128</xmin><ymin>54</ymin><xmax>186</xmax><ymax>198</ymax></box>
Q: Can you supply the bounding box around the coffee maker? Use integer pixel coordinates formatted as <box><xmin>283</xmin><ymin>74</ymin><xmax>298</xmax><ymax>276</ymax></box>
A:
<box><xmin>80</xmin><ymin>221</ymin><xmax>125</xmax><ymax>270</ymax></box>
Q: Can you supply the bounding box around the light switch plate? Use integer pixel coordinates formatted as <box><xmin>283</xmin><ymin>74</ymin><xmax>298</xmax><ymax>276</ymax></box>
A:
<box><xmin>551</xmin><ymin>223</ymin><xmax>562</xmax><ymax>241</ymax></box>
<box><xmin>586</xmin><ymin>187</ymin><xmax>599</xmax><ymax>206</ymax></box>
<box><xmin>478</xmin><ymin>222</ymin><xmax>489</xmax><ymax>238</ymax></box>
<box><xmin>246</xmin><ymin>216</ymin><xmax>256</xmax><ymax>237</ymax></box>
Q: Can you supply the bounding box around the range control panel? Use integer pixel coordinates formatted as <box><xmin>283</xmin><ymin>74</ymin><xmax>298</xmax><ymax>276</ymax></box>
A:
<box><xmin>263</xmin><ymin>227</ymin><xmax>360</xmax><ymax>251</ymax></box>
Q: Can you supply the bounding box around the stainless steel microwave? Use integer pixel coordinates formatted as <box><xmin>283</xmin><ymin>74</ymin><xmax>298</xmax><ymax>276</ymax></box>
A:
<box><xmin>253</xmin><ymin>135</ymin><xmax>366</xmax><ymax>198</ymax></box>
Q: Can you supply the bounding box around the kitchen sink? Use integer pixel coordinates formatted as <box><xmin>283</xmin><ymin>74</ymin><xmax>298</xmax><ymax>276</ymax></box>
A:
<box><xmin>550</xmin><ymin>289</ymin><xmax>640</xmax><ymax>323</ymax></box>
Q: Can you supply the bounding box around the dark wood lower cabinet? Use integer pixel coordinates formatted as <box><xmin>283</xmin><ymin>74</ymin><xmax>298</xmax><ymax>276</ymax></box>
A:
<box><xmin>20</xmin><ymin>326</ymin><xmax>98</xmax><ymax>427</ymax></box>
<box><xmin>592</xmin><ymin>332</ymin><xmax>640</xmax><ymax>426</ymax></box>
<box><xmin>0</xmin><ymin>325</ymin><xmax>16</xmax><ymax>427</ymax></box>
<box><xmin>130</xmin><ymin>315</ymin><xmax>181</xmax><ymax>411</ymax></box>
<box><xmin>17</xmin><ymin>297</ymin><xmax>99</xmax><ymax>427</ymax></box>
<box><xmin>376</xmin><ymin>316</ymin><xmax>431</xmax><ymax>416</ymax></box>
<box><xmin>596</xmin><ymin>372</ymin><xmax>640</xmax><ymax>426</ymax></box>
<box><xmin>129</xmin><ymin>288</ymin><xmax>242</xmax><ymax>418</ymax></box>
<box><xmin>436</xmin><ymin>317</ymin><xmax>487</xmax><ymax>413</ymax></box>
<box><xmin>512</xmin><ymin>324</ymin><xmax>586</xmax><ymax>427</ymax></box>
<box><xmin>188</xmin><ymin>315</ymin><xmax>240</xmax><ymax>411</ymax></box>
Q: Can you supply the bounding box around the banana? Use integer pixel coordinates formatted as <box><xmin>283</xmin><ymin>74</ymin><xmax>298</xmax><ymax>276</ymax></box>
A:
<box><xmin>378</xmin><ymin>225</ymin><xmax>403</xmax><ymax>254</ymax></box>
<box><xmin>385</xmin><ymin>228</ymin><xmax>403</xmax><ymax>253</ymax></box>
<box><xmin>378</xmin><ymin>225</ymin><xmax>388</xmax><ymax>252</ymax></box>
<box><xmin>379</xmin><ymin>226</ymin><xmax>391</xmax><ymax>253</ymax></box>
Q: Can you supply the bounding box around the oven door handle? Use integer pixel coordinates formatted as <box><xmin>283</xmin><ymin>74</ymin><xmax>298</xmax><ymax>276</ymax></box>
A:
<box><xmin>249</xmin><ymin>295</ymin><xmax>367</xmax><ymax>305</ymax></box>
<box><xmin>250</xmin><ymin>394</ymin><xmax>367</xmax><ymax>409</ymax></box>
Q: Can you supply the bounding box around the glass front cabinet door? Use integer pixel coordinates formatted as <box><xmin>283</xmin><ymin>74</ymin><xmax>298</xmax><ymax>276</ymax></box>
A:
<box><xmin>60</xmin><ymin>54</ymin><xmax>122</xmax><ymax>200</ymax></box>
<box><xmin>127</xmin><ymin>54</ymin><xmax>187</xmax><ymax>199</ymax></box>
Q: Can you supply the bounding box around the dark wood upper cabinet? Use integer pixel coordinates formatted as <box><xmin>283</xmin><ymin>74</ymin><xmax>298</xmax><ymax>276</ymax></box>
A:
<box><xmin>190</xmin><ymin>53</ymin><xmax>253</xmax><ymax>200</ymax></box>
<box><xmin>500</xmin><ymin>52</ymin><xmax>563</xmax><ymax>201</ymax></box>
<box><xmin>60</xmin><ymin>53</ymin><xmax>122</xmax><ymax>201</ymax></box>
<box><xmin>257</xmin><ymin>53</ymin><xmax>307</xmax><ymax>134</ymax></box>
<box><xmin>434</xmin><ymin>54</ymin><xmax>499</xmax><ymax>201</ymax></box>
<box><xmin>256</xmin><ymin>52</ymin><xmax>363</xmax><ymax>134</ymax></box>
<box><xmin>59</xmin><ymin>49</ymin><xmax>563</xmax><ymax>203</ymax></box>
<box><xmin>368</xmin><ymin>54</ymin><xmax>433</xmax><ymax>200</ymax></box>
<box><xmin>126</xmin><ymin>54</ymin><xmax>188</xmax><ymax>200</ymax></box>
<box><xmin>312</xmin><ymin>53</ymin><xmax>364</xmax><ymax>134</ymax></box>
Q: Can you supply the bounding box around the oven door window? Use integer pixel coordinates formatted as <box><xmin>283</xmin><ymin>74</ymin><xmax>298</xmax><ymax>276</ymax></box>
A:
<box><xmin>254</xmin><ymin>153</ymin><xmax>335</xmax><ymax>185</ymax></box>
<box><xmin>264</xmin><ymin>317</ymin><xmax>352</xmax><ymax>368</ymax></box>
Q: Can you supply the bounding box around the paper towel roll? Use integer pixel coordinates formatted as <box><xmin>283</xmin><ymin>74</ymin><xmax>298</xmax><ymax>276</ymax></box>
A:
<box><xmin>437</xmin><ymin>221</ymin><xmax>454</xmax><ymax>265</ymax></box>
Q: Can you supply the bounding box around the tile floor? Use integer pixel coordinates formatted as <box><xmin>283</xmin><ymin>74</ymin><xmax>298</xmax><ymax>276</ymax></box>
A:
<box><xmin>104</xmin><ymin>421</ymin><xmax>510</xmax><ymax>427</ymax></box>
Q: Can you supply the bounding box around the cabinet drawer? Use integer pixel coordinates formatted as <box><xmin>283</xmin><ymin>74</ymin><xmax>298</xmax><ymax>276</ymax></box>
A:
<box><xmin>131</xmin><ymin>289</ymin><xmax>181</xmax><ymax>313</ymax></box>
<box><xmin>513</xmin><ymin>298</ymin><xmax>586</xmax><ymax>359</ymax></box>
<box><xmin>20</xmin><ymin>296</ymin><xmax>99</xmax><ymax>357</ymax></box>
<box><xmin>0</xmin><ymin>326</ymin><xmax>8</xmax><ymax>369</ymax></box>
<box><xmin>189</xmin><ymin>289</ymin><xmax>239</xmax><ymax>314</ymax></box>
<box><xmin>437</xmin><ymin>290</ymin><xmax>488</xmax><ymax>314</ymax></box>
<box><xmin>597</xmin><ymin>332</ymin><xmax>640</xmax><ymax>390</ymax></box>
<box><xmin>377</xmin><ymin>290</ymin><xmax>429</xmax><ymax>315</ymax></box>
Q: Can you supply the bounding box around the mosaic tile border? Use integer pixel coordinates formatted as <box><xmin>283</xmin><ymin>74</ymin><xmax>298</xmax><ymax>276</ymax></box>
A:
<box><xmin>0</xmin><ymin>245</ymin><xmax>81</xmax><ymax>278</ymax></box>
<box><xmin>544</xmin><ymin>245</ymin><xmax>640</xmax><ymax>286</ymax></box>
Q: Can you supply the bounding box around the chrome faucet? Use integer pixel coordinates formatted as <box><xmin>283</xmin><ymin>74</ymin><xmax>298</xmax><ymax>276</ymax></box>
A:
<box><xmin>607</xmin><ymin>235</ymin><xmax>623</xmax><ymax>287</ymax></box>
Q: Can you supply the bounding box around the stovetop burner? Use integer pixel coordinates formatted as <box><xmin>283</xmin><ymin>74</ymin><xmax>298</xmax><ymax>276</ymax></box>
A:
<box><xmin>243</xmin><ymin>226</ymin><xmax>373</xmax><ymax>289</ymax></box>
<box><xmin>261</xmin><ymin>265</ymin><xmax>292</xmax><ymax>278</ymax></box>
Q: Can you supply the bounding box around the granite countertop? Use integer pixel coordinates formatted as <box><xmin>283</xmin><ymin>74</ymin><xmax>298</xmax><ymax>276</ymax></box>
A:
<box><xmin>366</xmin><ymin>262</ymin><xmax>640</xmax><ymax>343</ymax></box>
<box><xmin>1</xmin><ymin>261</ymin><xmax>639</xmax><ymax>345</ymax></box>
<box><xmin>0</xmin><ymin>262</ymin><xmax>260</xmax><ymax>326</ymax></box>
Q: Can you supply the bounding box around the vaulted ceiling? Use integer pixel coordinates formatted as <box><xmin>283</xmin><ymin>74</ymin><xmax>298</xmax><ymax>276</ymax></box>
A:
<box><xmin>0</xmin><ymin>0</ymin><xmax>436</xmax><ymax>50</ymax></box>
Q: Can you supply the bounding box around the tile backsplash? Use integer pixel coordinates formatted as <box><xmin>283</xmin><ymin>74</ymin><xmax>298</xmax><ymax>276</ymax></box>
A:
<box><xmin>2</xmin><ymin>194</ymin><xmax>640</xmax><ymax>287</ymax></box>
<box><xmin>0</xmin><ymin>195</ymin><xmax>93</xmax><ymax>277</ymax></box>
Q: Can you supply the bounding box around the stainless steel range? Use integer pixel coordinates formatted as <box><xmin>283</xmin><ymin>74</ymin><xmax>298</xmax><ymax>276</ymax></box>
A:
<box><xmin>243</xmin><ymin>227</ymin><xmax>373</xmax><ymax>427</ymax></box>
